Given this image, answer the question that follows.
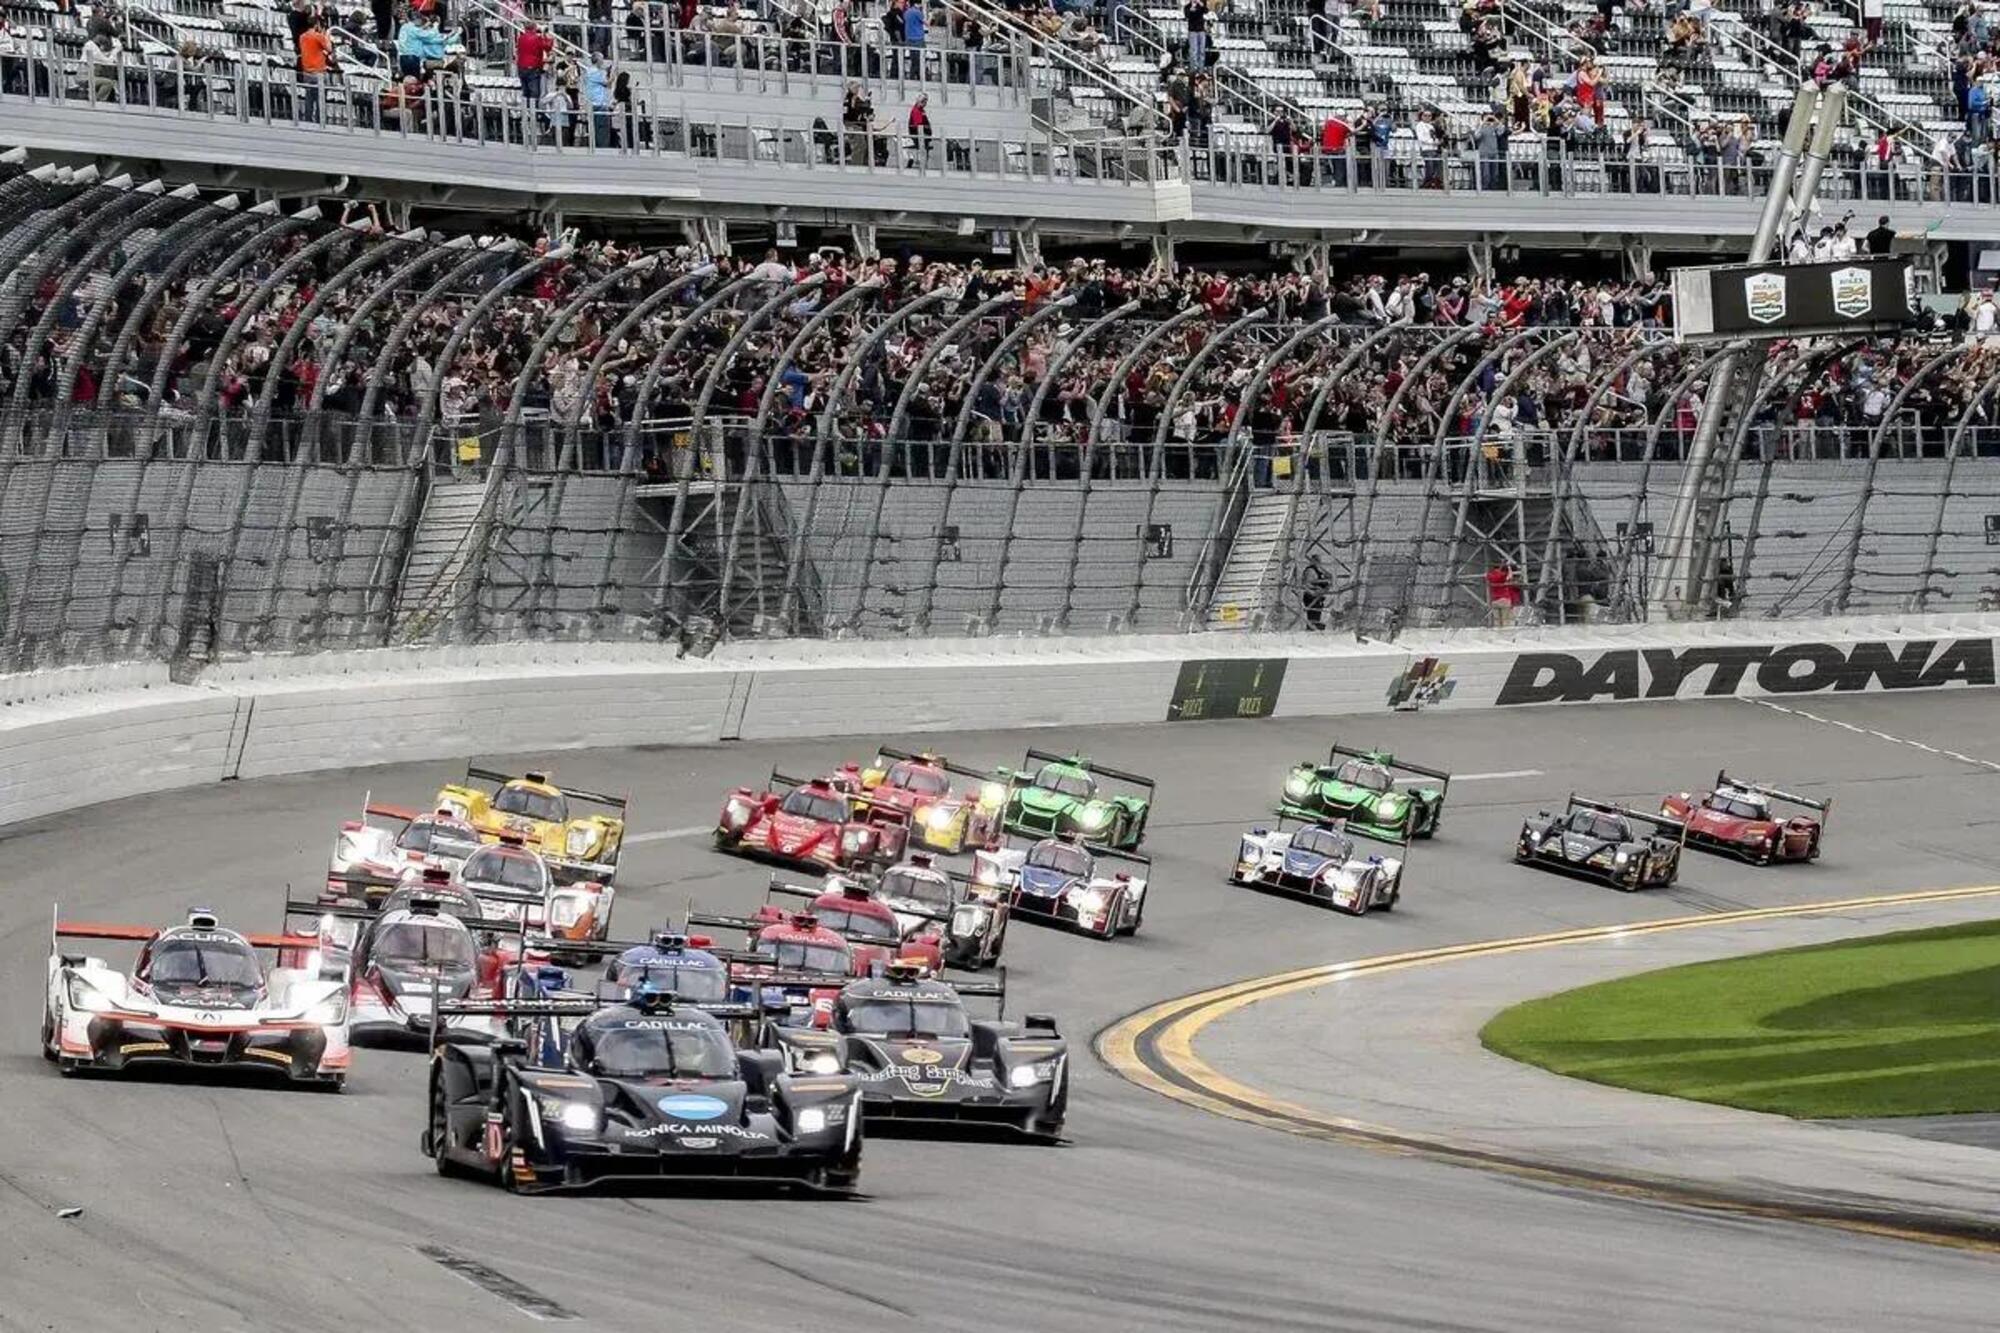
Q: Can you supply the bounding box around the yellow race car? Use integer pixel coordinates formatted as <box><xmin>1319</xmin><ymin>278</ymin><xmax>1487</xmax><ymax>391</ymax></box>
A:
<box><xmin>433</xmin><ymin>767</ymin><xmax>627</xmax><ymax>883</ymax></box>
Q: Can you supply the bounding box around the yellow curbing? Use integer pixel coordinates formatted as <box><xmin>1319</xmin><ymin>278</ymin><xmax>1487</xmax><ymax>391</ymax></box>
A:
<box><xmin>1096</xmin><ymin>883</ymin><xmax>2000</xmax><ymax>1253</ymax></box>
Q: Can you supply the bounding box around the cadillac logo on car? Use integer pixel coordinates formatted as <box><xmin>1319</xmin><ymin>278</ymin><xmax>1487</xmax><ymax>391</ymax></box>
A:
<box><xmin>1745</xmin><ymin>272</ymin><xmax>1787</xmax><ymax>325</ymax></box>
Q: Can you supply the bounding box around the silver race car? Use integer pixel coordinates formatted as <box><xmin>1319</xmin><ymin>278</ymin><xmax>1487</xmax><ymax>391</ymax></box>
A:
<box><xmin>1230</xmin><ymin>817</ymin><xmax>1405</xmax><ymax>914</ymax></box>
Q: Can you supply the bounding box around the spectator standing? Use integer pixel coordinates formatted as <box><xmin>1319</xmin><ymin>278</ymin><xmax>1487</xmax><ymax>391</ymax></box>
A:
<box><xmin>908</xmin><ymin>92</ymin><xmax>934</xmax><ymax>164</ymax></box>
<box><xmin>517</xmin><ymin>21</ymin><xmax>552</xmax><ymax>107</ymax></box>
<box><xmin>1573</xmin><ymin>55</ymin><xmax>1604</xmax><ymax>129</ymax></box>
<box><xmin>298</xmin><ymin>13</ymin><xmax>336</xmax><ymax>121</ymax></box>
<box><xmin>82</xmin><ymin>25</ymin><xmax>123</xmax><ymax>100</ymax></box>
<box><xmin>1970</xmin><ymin>77</ymin><xmax>1991</xmax><ymax>142</ymax></box>
<box><xmin>1473</xmin><ymin>109</ymin><xmax>1506</xmax><ymax>190</ymax></box>
<box><xmin>1866</xmin><ymin>213</ymin><xmax>1896</xmax><ymax>253</ymax></box>
<box><xmin>902</xmin><ymin>0</ymin><xmax>925</xmax><ymax>76</ymax></box>
<box><xmin>582</xmin><ymin>53</ymin><xmax>614</xmax><ymax>145</ymax></box>
<box><xmin>1485</xmin><ymin>559</ymin><xmax>1522</xmax><ymax>626</ymax></box>
<box><xmin>1308</xmin><ymin>0</ymin><xmax>1335</xmax><ymax>62</ymax></box>
<box><xmin>1320</xmin><ymin>112</ymin><xmax>1350</xmax><ymax>185</ymax></box>
<box><xmin>1183</xmin><ymin>0</ymin><xmax>1208</xmax><ymax>70</ymax></box>
<box><xmin>397</xmin><ymin>11</ymin><xmax>446</xmax><ymax>79</ymax></box>
<box><xmin>1413</xmin><ymin>108</ymin><xmax>1441</xmax><ymax>187</ymax></box>
<box><xmin>286</xmin><ymin>0</ymin><xmax>314</xmax><ymax>65</ymax></box>
<box><xmin>1860</xmin><ymin>0</ymin><xmax>1884</xmax><ymax>44</ymax></box>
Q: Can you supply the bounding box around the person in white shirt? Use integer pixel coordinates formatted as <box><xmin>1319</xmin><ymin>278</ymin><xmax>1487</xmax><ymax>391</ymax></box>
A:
<box><xmin>81</xmin><ymin>33</ymin><xmax>123</xmax><ymax>101</ymax></box>
<box><xmin>747</xmin><ymin>247</ymin><xmax>796</xmax><ymax>285</ymax></box>
<box><xmin>1975</xmin><ymin>291</ymin><xmax>1998</xmax><ymax>344</ymax></box>
<box><xmin>1831</xmin><ymin>221</ymin><xmax>1858</xmax><ymax>258</ymax></box>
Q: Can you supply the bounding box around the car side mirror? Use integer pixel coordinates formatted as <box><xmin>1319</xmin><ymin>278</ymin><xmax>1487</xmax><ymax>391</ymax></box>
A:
<box><xmin>1025</xmin><ymin>1013</ymin><xmax>1060</xmax><ymax>1036</ymax></box>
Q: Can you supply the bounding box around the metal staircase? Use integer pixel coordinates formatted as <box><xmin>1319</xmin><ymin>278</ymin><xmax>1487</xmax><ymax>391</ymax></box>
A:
<box><xmin>1203</xmin><ymin>490</ymin><xmax>1293</xmax><ymax>629</ymax></box>
<box><xmin>391</xmin><ymin>477</ymin><xmax>492</xmax><ymax>641</ymax></box>
<box><xmin>647</xmin><ymin>480</ymin><xmax>820</xmax><ymax>639</ymax></box>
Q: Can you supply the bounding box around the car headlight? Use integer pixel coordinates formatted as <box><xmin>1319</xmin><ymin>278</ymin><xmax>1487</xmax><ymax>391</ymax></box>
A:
<box><xmin>552</xmin><ymin>1100</ymin><xmax>599</xmax><ymax>1133</ymax></box>
<box><xmin>305</xmin><ymin>995</ymin><xmax>348</xmax><ymax>1026</ymax></box>
<box><xmin>1009</xmin><ymin>1061</ymin><xmax>1056</xmax><ymax>1088</ymax></box>
<box><xmin>1285</xmin><ymin>775</ymin><xmax>1310</xmax><ymax>796</ymax></box>
<box><xmin>980</xmin><ymin>782</ymin><xmax>1007</xmax><ymax>808</ymax></box>
<box><xmin>1614</xmin><ymin>849</ymin><xmax>1631</xmax><ymax>864</ymax></box>
<box><xmin>841</xmin><ymin>828</ymin><xmax>866</xmax><ymax>851</ymax></box>
<box><xmin>795</xmin><ymin>1050</ymin><xmax>842</xmax><ymax>1075</ymax></box>
<box><xmin>923</xmin><ymin>804</ymin><xmax>957</xmax><ymax>832</ymax></box>
<box><xmin>951</xmin><ymin>904</ymin><xmax>987</xmax><ymax>935</ymax></box>
<box><xmin>1377</xmin><ymin>795</ymin><xmax>1405</xmax><ymax>813</ymax></box>
<box><xmin>550</xmin><ymin>895</ymin><xmax>587</xmax><ymax>928</ymax></box>
<box><xmin>1077</xmin><ymin>804</ymin><xmax>1110</xmax><ymax>829</ymax></box>
<box><xmin>66</xmin><ymin>977</ymin><xmax>114</xmax><ymax>1013</ymax></box>
<box><xmin>1072</xmin><ymin>888</ymin><xmax>1107</xmax><ymax>913</ymax></box>
<box><xmin>723</xmin><ymin>798</ymin><xmax>753</xmax><ymax>827</ymax></box>
<box><xmin>974</xmin><ymin>861</ymin><xmax>1000</xmax><ymax>885</ymax></box>
<box><xmin>566</xmin><ymin>826</ymin><xmax>595</xmax><ymax>857</ymax></box>
<box><xmin>796</xmin><ymin>1106</ymin><xmax>828</xmax><ymax>1134</ymax></box>
<box><xmin>1589</xmin><ymin>848</ymin><xmax>1615</xmax><ymax>866</ymax></box>
<box><xmin>437</xmin><ymin>798</ymin><xmax>470</xmax><ymax>820</ymax></box>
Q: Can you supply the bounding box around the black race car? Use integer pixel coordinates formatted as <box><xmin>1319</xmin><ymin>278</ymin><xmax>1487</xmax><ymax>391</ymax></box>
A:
<box><xmin>758</xmin><ymin>963</ymin><xmax>1067</xmax><ymax>1141</ymax></box>
<box><xmin>423</xmin><ymin>990</ymin><xmax>864</xmax><ymax>1193</ymax></box>
<box><xmin>1514</xmin><ymin>795</ymin><xmax>1686</xmax><ymax>890</ymax></box>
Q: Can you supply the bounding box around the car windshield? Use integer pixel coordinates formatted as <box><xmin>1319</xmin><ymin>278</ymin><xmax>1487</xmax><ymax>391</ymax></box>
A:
<box><xmin>880</xmin><ymin>868</ymin><xmax>954</xmax><ymax>909</ymax></box>
<box><xmin>615</xmin><ymin>958</ymin><xmax>730</xmax><ymax>1002</ymax></box>
<box><xmin>841</xmin><ymin>997</ymin><xmax>972</xmax><ymax>1039</ymax></box>
<box><xmin>461</xmin><ymin>848</ymin><xmax>548</xmax><ymax>892</ymax></box>
<box><xmin>374</xmin><ymin>921</ymin><xmax>476</xmax><ymax>966</ymax></box>
<box><xmin>755</xmin><ymin>939</ymin><xmax>851</xmax><ymax>974</ymax></box>
<box><xmin>1027</xmin><ymin>842</ymin><xmax>1092</xmax><ymax>876</ymax></box>
<box><xmin>887</xmin><ymin>763</ymin><xmax>951</xmax><ymax>796</ymax></box>
<box><xmin>814</xmin><ymin>906</ymin><xmax>900</xmax><ymax>943</ymax></box>
<box><xmin>780</xmin><ymin>789</ymin><xmax>850</xmax><ymax>824</ymax></box>
<box><xmin>397</xmin><ymin>821</ymin><xmax>481</xmax><ymax>859</ymax></box>
<box><xmin>493</xmin><ymin>785</ymin><xmax>566</xmax><ymax>823</ymax></box>
<box><xmin>1708</xmin><ymin>792</ymin><xmax>1770</xmax><ymax>820</ymax></box>
<box><xmin>1334</xmin><ymin>761</ymin><xmax>1392</xmax><ymax>792</ymax></box>
<box><xmin>148</xmin><ymin>938</ymin><xmax>263</xmax><ymax>987</ymax></box>
<box><xmin>581</xmin><ymin>1016</ymin><xmax>736</xmax><ymax>1077</ymax></box>
<box><xmin>1033</xmin><ymin>765</ymin><xmax>1094</xmax><ymax>799</ymax></box>
<box><xmin>1570</xmin><ymin>811</ymin><xmax>1630</xmax><ymax>841</ymax></box>
<box><xmin>1292</xmin><ymin>827</ymin><xmax>1353</xmax><ymax>860</ymax></box>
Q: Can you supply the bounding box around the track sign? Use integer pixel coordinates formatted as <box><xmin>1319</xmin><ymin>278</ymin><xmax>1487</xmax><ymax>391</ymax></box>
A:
<box><xmin>1829</xmin><ymin>266</ymin><xmax>1872</xmax><ymax>319</ymax></box>
<box><xmin>1744</xmin><ymin>272</ymin><xmax>1787</xmax><ymax>324</ymax></box>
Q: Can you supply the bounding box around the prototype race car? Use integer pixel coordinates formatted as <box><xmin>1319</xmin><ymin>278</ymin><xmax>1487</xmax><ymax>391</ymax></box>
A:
<box><xmin>855</xmin><ymin>747</ymin><xmax>1006</xmax><ymax>855</ymax></box>
<box><xmin>715</xmin><ymin>771</ymin><xmax>910</xmax><ymax>870</ymax></box>
<box><xmin>1515</xmin><ymin>796</ymin><xmax>1686</xmax><ymax>890</ymax></box>
<box><xmin>456</xmin><ymin>842</ymin><xmax>614</xmax><ymax>944</ymax></box>
<box><xmin>689</xmin><ymin>903</ymin><xmax>921</xmax><ymax>982</ymax></box>
<box><xmin>759</xmin><ymin>964</ymin><xmax>1067</xmax><ymax>1140</ymax></box>
<box><xmin>328</xmin><ymin>798</ymin><xmax>484</xmax><ymax>896</ymax></box>
<box><xmin>1230</xmin><ymin>818</ymin><xmax>1406</xmax><ymax>914</ymax></box>
<box><xmin>875</xmin><ymin>855</ymin><xmax>1010</xmax><ymax>970</ymax></box>
<box><xmin>972</xmin><ymin>834</ymin><xmax>1148</xmax><ymax>938</ymax></box>
<box><xmin>424</xmin><ymin>989</ymin><xmax>864</xmax><ymax>1192</ymax></box>
<box><xmin>999</xmin><ymin>751</ymin><xmax>1153</xmax><ymax>849</ymax></box>
<box><xmin>434</xmin><ymin>766</ymin><xmax>627</xmax><ymax>885</ymax></box>
<box><xmin>765</xmin><ymin>875</ymin><xmax>950</xmax><ymax>973</ymax></box>
<box><xmin>43</xmin><ymin>907</ymin><xmax>351</xmax><ymax>1087</ymax></box>
<box><xmin>1280</xmin><ymin>743</ymin><xmax>1451</xmax><ymax>841</ymax></box>
<box><xmin>1661</xmin><ymin>772</ymin><xmax>1830</xmax><ymax>865</ymax></box>
<box><xmin>286</xmin><ymin>886</ymin><xmax>523</xmax><ymax>1044</ymax></box>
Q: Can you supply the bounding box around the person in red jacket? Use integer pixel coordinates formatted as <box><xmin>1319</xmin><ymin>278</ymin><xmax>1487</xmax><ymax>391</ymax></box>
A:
<box><xmin>1320</xmin><ymin>113</ymin><xmax>1351</xmax><ymax>186</ymax></box>
<box><xmin>516</xmin><ymin>21</ymin><xmax>552</xmax><ymax>106</ymax></box>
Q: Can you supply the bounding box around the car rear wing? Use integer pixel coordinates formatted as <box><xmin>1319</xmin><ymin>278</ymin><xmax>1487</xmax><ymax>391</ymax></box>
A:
<box><xmin>1716</xmin><ymin>771</ymin><xmax>1832</xmax><ymax>823</ymax></box>
<box><xmin>361</xmin><ymin>794</ymin><xmax>421</xmax><ymax>825</ymax></box>
<box><xmin>766</xmin><ymin>875</ymin><xmax>827</xmax><ymax>905</ymax></box>
<box><xmin>686</xmin><ymin>911</ymin><xmax>771</xmax><ymax>939</ymax></box>
<box><xmin>1328</xmin><ymin>741</ymin><xmax>1452</xmax><ymax>791</ymax></box>
<box><xmin>1570</xmin><ymin>794</ymin><xmax>1687</xmax><ymax>845</ymax></box>
<box><xmin>768</xmin><ymin>769</ymin><xmax>811</xmax><ymax>793</ymax></box>
<box><xmin>1093</xmin><ymin>845</ymin><xmax>1153</xmax><ymax>873</ymax></box>
<box><xmin>874</xmin><ymin>745</ymin><xmax>998</xmax><ymax>786</ymax></box>
<box><xmin>283</xmin><ymin>897</ymin><xmax>526</xmax><ymax>938</ymax></box>
<box><xmin>1022</xmin><ymin>748</ymin><xmax>1157</xmax><ymax>800</ymax></box>
<box><xmin>1270</xmin><ymin>811</ymin><xmax>1413</xmax><ymax>854</ymax></box>
<box><xmin>465</xmin><ymin>765</ymin><xmax>630</xmax><ymax>813</ymax></box>
<box><xmin>50</xmin><ymin>907</ymin><xmax>316</xmax><ymax>954</ymax></box>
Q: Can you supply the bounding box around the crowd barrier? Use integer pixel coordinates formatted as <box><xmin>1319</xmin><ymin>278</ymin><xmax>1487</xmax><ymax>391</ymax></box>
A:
<box><xmin>6</xmin><ymin>612</ymin><xmax>1998</xmax><ymax>828</ymax></box>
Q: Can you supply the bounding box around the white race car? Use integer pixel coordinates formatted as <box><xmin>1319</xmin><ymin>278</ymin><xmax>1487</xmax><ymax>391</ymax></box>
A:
<box><xmin>44</xmin><ymin>907</ymin><xmax>352</xmax><ymax>1087</ymax></box>
<box><xmin>457</xmin><ymin>842</ymin><xmax>615</xmax><ymax>945</ymax></box>
<box><xmin>328</xmin><ymin>797</ymin><xmax>483</xmax><ymax>895</ymax></box>
<box><xmin>1230</xmin><ymin>819</ymin><xmax>1404</xmax><ymax>914</ymax></box>
<box><xmin>971</xmin><ymin>836</ymin><xmax>1147</xmax><ymax>939</ymax></box>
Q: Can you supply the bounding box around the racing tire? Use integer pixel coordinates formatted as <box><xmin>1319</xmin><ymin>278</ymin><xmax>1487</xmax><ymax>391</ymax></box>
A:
<box><xmin>430</xmin><ymin>1078</ymin><xmax>469</xmax><ymax>1179</ymax></box>
<box><xmin>712</xmin><ymin>830</ymin><xmax>739</xmax><ymax>852</ymax></box>
<box><xmin>39</xmin><ymin>1006</ymin><xmax>55</xmax><ymax>1063</ymax></box>
<box><xmin>1807</xmin><ymin>836</ymin><xmax>1821</xmax><ymax>862</ymax></box>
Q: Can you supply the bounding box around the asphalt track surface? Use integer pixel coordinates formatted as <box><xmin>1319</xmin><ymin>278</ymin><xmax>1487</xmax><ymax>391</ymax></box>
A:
<box><xmin>5</xmin><ymin>691</ymin><xmax>2000</xmax><ymax>1331</ymax></box>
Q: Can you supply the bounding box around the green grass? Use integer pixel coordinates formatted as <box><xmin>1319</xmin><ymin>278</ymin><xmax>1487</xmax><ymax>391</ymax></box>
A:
<box><xmin>1479</xmin><ymin>919</ymin><xmax>2000</xmax><ymax>1119</ymax></box>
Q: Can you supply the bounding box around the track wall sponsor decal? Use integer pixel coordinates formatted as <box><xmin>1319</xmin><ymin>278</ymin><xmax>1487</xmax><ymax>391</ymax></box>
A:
<box><xmin>1166</xmin><ymin>659</ymin><xmax>1288</xmax><ymax>721</ymax></box>
<box><xmin>1494</xmin><ymin>638</ymin><xmax>1997</xmax><ymax>706</ymax></box>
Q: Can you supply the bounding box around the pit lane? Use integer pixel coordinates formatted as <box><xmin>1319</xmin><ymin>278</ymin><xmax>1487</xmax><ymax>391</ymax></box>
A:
<box><xmin>3</xmin><ymin>693</ymin><xmax>1999</xmax><ymax>1331</ymax></box>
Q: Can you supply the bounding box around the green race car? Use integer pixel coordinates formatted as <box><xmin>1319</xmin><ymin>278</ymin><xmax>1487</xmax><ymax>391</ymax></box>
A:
<box><xmin>1279</xmin><ymin>743</ymin><xmax>1451</xmax><ymax>841</ymax></box>
<box><xmin>1000</xmin><ymin>750</ymin><xmax>1154</xmax><ymax>850</ymax></box>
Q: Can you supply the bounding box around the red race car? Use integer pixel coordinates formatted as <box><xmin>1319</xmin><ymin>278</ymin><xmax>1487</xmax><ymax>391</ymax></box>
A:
<box><xmin>1661</xmin><ymin>772</ymin><xmax>1830</xmax><ymax>865</ymax></box>
<box><xmin>852</xmin><ymin>747</ymin><xmax>1005</xmax><ymax>856</ymax></box>
<box><xmin>714</xmin><ymin>771</ymin><xmax>910</xmax><ymax>869</ymax></box>
<box><xmin>764</xmin><ymin>875</ymin><xmax>946</xmax><ymax>973</ymax></box>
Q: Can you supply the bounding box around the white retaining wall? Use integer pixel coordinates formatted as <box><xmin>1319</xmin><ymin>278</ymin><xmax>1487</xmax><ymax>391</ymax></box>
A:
<box><xmin>6</xmin><ymin>613</ymin><xmax>1999</xmax><ymax>829</ymax></box>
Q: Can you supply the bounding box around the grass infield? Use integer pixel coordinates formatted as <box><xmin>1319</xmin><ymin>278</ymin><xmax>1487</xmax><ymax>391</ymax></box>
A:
<box><xmin>1479</xmin><ymin>919</ymin><xmax>2000</xmax><ymax>1119</ymax></box>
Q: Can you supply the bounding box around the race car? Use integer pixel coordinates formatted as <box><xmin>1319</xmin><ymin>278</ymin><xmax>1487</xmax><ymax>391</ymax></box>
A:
<box><xmin>998</xmin><ymin>750</ymin><xmax>1154</xmax><ymax>850</ymax></box>
<box><xmin>874</xmin><ymin>854</ymin><xmax>1009</xmax><ymax>970</ymax></box>
<box><xmin>423</xmin><ymin>989</ymin><xmax>864</xmax><ymax>1193</ymax></box>
<box><xmin>714</xmin><ymin>771</ymin><xmax>910</xmax><ymax>870</ymax></box>
<box><xmin>766</xmin><ymin>875</ymin><xmax>946</xmax><ymax>973</ymax></box>
<box><xmin>758</xmin><ymin>963</ymin><xmax>1067</xmax><ymax>1140</ymax></box>
<box><xmin>43</xmin><ymin>907</ymin><xmax>351</xmax><ymax>1087</ymax></box>
<box><xmin>285</xmin><ymin>886</ymin><xmax>523</xmax><ymax>1045</ymax></box>
<box><xmin>1230</xmin><ymin>817</ymin><xmax>1406</xmax><ymax>914</ymax></box>
<box><xmin>433</xmin><ymin>766</ymin><xmax>627</xmax><ymax>885</ymax></box>
<box><xmin>1661</xmin><ymin>772</ymin><xmax>1830</xmax><ymax>865</ymax></box>
<box><xmin>854</xmin><ymin>747</ymin><xmax>1006</xmax><ymax>855</ymax></box>
<box><xmin>689</xmin><ymin>904</ymin><xmax>921</xmax><ymax>983</ymax></box>
<box><xmin>327</xmin><ymin>797</ymin><xmax>483</xmax><ymax>896</ymax></box>
<box><xmin>456</xmin><ymin>842</ymin><xmax>615</xmax><ymax>945</ymax></box>
<box><xmin>1280</xmin><ymin>743</ymin><xmax>1451</xmax><ymax>841</ymax></box>
<box><xmin>972</xmin><ymin>834</ymin><xmax>1148</xmax><ymax>938</ymax></box>
<box><xmin>1514</xmin><ymin>795</ymin><xmax>1686</xmax><ymax>890</ymax></box>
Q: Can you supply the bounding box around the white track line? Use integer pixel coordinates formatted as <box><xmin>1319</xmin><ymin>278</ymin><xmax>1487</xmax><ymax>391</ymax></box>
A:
<box><xmin>1451</xmin><ymin>769</ymin><xmax>1545</xmax><ymax>781</ymax></box>
<box><xmin>1741</xmin><ymin>697</ymin><xmax>2000</xmax><ymax>772</ymax></box>
<box><xmin>625</xmin><ymin>825</ymin><xmax>713</xmax><ymax>845</ymax></box>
